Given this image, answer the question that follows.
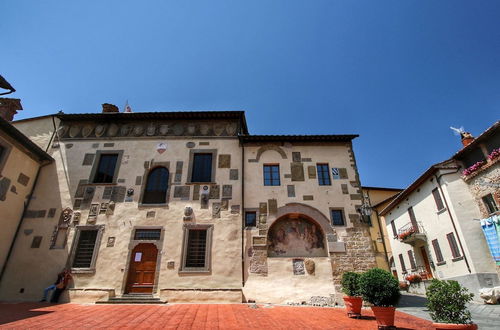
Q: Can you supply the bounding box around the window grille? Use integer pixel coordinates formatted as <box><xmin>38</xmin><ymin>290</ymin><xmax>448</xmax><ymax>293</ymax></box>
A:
<box><xmin>185</xmin><ymin>229</ymin><xmax>207</xmax><ymax>268</ymax></box>
<box><xmin>72</xmin><ymin>230</ymin><xmax>98</xmax><ymax>268</ymax></box>
<box><xmin>134</xmin><ymin>229</ymin><xmax>162</xmax><ymax>240</ymax></box>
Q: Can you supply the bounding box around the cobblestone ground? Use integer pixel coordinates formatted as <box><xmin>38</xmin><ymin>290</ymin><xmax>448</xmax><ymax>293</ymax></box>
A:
<box><xmin>397</xmin><ymin>292</ymin><xmax>500</xmax><ymax>330</ymax></box>
<box><xmin>0</xmin><ymin>303</ymin><xmax>434</xmax><ymax>329</ymax></box>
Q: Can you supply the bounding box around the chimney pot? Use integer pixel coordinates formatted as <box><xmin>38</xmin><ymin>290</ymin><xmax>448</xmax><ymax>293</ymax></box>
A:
<box><xmin>460</xmin><ymin>132</ymin><xmax>474</xmax><ymax>147</ymax></box>
<box><xmin>102</xmin><ymin>103</ymin><xmax>119</xmax><ymax>113</ymax></box>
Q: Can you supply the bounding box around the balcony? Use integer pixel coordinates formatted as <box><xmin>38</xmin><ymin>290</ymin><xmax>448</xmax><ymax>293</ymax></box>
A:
<box><xmin>397</xmin><ymin>222</ymin><xmax>426</xmax><ymax>245</ymax></box>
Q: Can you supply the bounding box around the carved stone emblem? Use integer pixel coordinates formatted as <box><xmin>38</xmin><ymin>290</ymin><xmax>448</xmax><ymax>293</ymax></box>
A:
<box><xmin>157</xmin><ymin>142</ymin><xmax>167</xmax><ymax>154</ymax></box>
<box><xmin>226</xmin><ymin>123</ymin><xmax>237</xmax><ymax>135</ymax></box>
<box><xmin>304</xmin><ymin>259</ymin><xmax>315</xmax><ymax>275</ymax></box>
<box><xmin>293</xmin><ymin>259</ymin><xmax>305</xmax><ymax>275</ymax></box>
<box><xmin>133</xmin><ymin>125</ymin><xmax>144</xmax><ymax>136</ymax></box>
<box><xmin>214</xmin><ymin>124</ymin><xmax>224</xmax><ymax>136</ymax></box>
<box><xmin>183</xmin><ymin>206</ymin><xmax>194</xmax><ymax>221</ymax></box>
<box><xmin>73</xmin><ymin>211</ymin><xmax>81</xmax><ymax>223</ymax></box>
<box><xmin>200</xmin><ymin>124</ymin><xmax>210</xmax><ymax>135</ymax></box>
<box><xmin>159</xmin><ymin>125</ymin><xmax>169</xmax><ymax>135</ymax></box>
<box><xmin>120</xmin><ymin>124</ymin><xmax>131</xmax><ymax>136</ymax></box>
<box><xmin>95</xmin><ymin>125</ymin><xmax>106</xmax><ymax>137</ymax></box>
<box><xmin>127</xmin><ymin>188</ymin><xmax>134</xmax><ymax>196</ymax></box>
<box><xmin>107</xmin><ymin>124</ymin><xmax>119</xmax><ymax>137</ymax></box>
<box><xmin>212</xmin><ymin>203</ymin><xmax>221</xmax><ymax>218</ymax></box>
<box><xmin>69</xmin><ymin>125</ymin><xmax>80</xmax><ymax>138</ymax></box>
<box><xmin>60</xmin><ymin>207</ymin><xmax>73</xmax><ymax>224</ymax></box>
<box><xmin>146</xmin><ymin>123</ymin><xmax>156</xmax><ymax>136</ymax></box>
<box><xmin>82</xmin><ymin>125</ymin><xmax>93</xmax><ymax>137</ymax></box>
<box><xmin>187</xmin><ymin>124</ymin><xmax>196</xmax><ymax>135</ymax></box>
<box><xmin>173</xmin><ymin>124</ymin><xmax>184</xmax><ymax>135</ymax></box>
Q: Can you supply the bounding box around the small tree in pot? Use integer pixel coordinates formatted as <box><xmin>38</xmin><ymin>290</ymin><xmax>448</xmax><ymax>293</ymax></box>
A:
<box><xmin>359</xmin><ymin>268</ymin><xmax>401</xmax><ymax>328</ymax></box>
<box><xmin>426</xmin><ymin>279</ymin><xmax>477</xmax><ymax>330</ymax></box>
<box><xmin>341</xmin><ymin>272</ymin><xmax>363</xmax><ymax>317</ymax></box>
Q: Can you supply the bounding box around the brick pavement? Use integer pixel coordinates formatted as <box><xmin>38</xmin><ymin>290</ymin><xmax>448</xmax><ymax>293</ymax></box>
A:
<box><xmin>0</xmin><ymin>303</ymin><xmax>434</xmax><ymax>329</ymax></box>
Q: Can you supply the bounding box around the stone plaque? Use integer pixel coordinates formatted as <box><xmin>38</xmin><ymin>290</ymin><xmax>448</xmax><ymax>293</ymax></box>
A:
<box><xmin>212</xmin><ymin>203</ymin><xmax>221</xmax><ymax>218</ymax></box>
<box><xmin>287</xmin><ymin>185</ymin><xmax>295</xmax><ymax>198</ymax></box>
<box><xmin>268</xmin><ymin>199</ymin><xmax>277</xmax><ymax>215</ymax></box>
<box><xmin>307</xmin><ymin>166</ymin><xmax>316</xmax><ymax>179</ymax></box>
<box><xmin>209</xmin><ymin>185</ymin><xmax>220</xmax><ymax>199</ymax></box>
<box><xmin>292</xmin><ymin>152</ymin><xmax>301</xmax><ymax>162</ymax></box>
<box><xmin>350</xmin><ymin>194</ymin><xmax>362</xmax><ymax>200</ymax></box>
<box><xmin>253</xmin><ymin>236</ymin><xmax>266</xmax><ymax>246</ymax></box>
<box><xmin>338</xmin><ymin>168</ymin><xmax>348</xmax><ymax>179</ymax></box>
<box><xmin>301</xmin><ymin>158</ymin><xmax>312</xmax><ymax>162</ymax></box>
<box><xmin>167</xmin><ymin>260</ymin><xmax>175</xmax><ymax>269</ymax></box>
<box><xmin>17</xmin><ymin>173</ymin><xmax>30</xmax><ymax>186</ymax></box>
<box><xmin>229</xmin><ymin>169</ymin><xmax>238</xmax><ymax>180</ymax></box>
<box><xmin>186</xmin><ymin>142</ymin><xmax>195</xmax><ymax>148</ymax></box>
<box><xmin>218</xmin><ymin>154</ymin><xmax>231</xmax><ymax>168</ymax></box>
<box><xmin>341</xmin><ymin>184</ymin><xmax>349</xmax><ymax>194</ymax></box>
<box><xmin>174</xmin><ymin>186</ymin><xmax>190</xmax><ymax>199</ymax></box>
<box><xmin>31</xmin><ymin>236</ymin><xmax>43</xmax><ymax>249</ymax></box>
<box><xmin>304</xmin><ymin>259</ymin><xmax>315</xmax><ymax>275</ymax></box>
<box><xmin>144</xmin><ymin>161</ymin><xmax>150</xmax><ymax>169</ymax></box>
<box><xmin>199</xmin><ymin>141</ymin><xmax>210</xmax><ymax>146</ymax></box>
<box><xmin>81</xmin><ymin>187</ymin><xmax>95</xmax><ymax>209</ymax></box>
<box><xmin>82</xmin><ymin>153</ymin><xmax>95</xmax><ymax>166</ymax></box>
<box><xmin>102</xmin><ymin>186</ymin><xmax>113</xmax><ymax>200</ymax></box>
<box><xmin>135</xmin><ymin>176</ymin><xmax>142</xmax><ymax>185</ymax></box>
<box><xmin>91</xmin><ymin>143</ymin><xmax>99</xmax><ymax>148</ymax></box>
<box><xmin>303</xmin><ymin>195</ymin><xmax>314</xmax><ymax>201</ymax></box>
<box><xmin>175</xmin><ymin>174</ymin><xmax>182</xmax><ymax>182</ymax></box>
<box><xmin>106</xmin><ymin>237</ymin><xmax>115</xmax><ymax>247</ymax></box>
<box><xmin>176</xmin><ymin>161</ymin><xmax>183</xmax><ymax>173</ymax></box>
<box><xmin>293</xmin><ymin>259</ymin><xmax>305</xmax><ymax>275</ymax></box>
<box><xmin>103</xmin><ymin>142</ymin><xmax>115</xmax><ymax>147</ymax></box>
<box><xmin>221</xmin><ymin>199</ymin><xmax>229</xmax><ymax>210</ymax></box>
<box><xmin>110</xmin><ymin>186</ymin><xmax>126</xmax><ymax>203</ymax></box>
<box><xmin>193</xmin><ymin>185</ymin><xmax>200</xmax><ymax>200</ymax></box>
<box><xmin>146</xmin><ymin>211</ymin><xmax>156</xmax><ymax>218</ymax></box>
<box><xmin>259</xmin><ymin>202</ymin><xmax>267</xmax><ymax>215</ymax></box>
<box><xmin>201</xmin><ymin>195</ymin><xmax>209</xmax><ymax>209</ymax></box>
<box><xmin>259</xmin><ymin>214</ymin><xmax>267</xmax><ymax>225</ymax></box>
<box><xmin>230</xmin><ymin>205</ymin><xmax>240</xmax><ymax>214</ymax></box>
<box><xmin>222</xmin><ymin>185</ymin><xmax>232</xmax><ymax>198</ymax></box>
<box><xmin>291</xmin><ymin>162</ymin><xmax>305</xmax><ymax>181</ymax></box>
<box><xmin>99</xmin><ymin>203</ymin><xmax>108</xmax><ymax>214</ymax></box>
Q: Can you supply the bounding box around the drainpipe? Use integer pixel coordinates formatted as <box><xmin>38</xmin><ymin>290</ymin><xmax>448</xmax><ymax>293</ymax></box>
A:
<box><xmin>434</xmin><ymin>171</ymin><xmax>471</xmax><ymax>274</ymax></box>
<box><xmin>241</xmin><ymin>141</ymin><xmax>245</xmax><ymax>288</ymax></box>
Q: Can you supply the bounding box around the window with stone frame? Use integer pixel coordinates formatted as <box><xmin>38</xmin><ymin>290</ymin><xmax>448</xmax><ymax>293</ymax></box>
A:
<box><xmin>263</xmin><ymin>164</ymin><xmax>280</xmax><ymax>186</ymax></box>
<box><xmin>69</xmin><ymin>226</ymin><xmax>104</xmax><ymax>272</ymax></box>
<box><xmin>446</xmin><ymin>232</ymin><xmax>461</xmax><ymax>260</ymax></box>
<box><xmin>330</xmin><ymin>209</ymin><xmax>345</xmax><ymax>226</ymax></box>
<box><xmin>245</xmin><ymin>211</ymin><xmax>257</xmax><ymax>227</ymax></box>
<box><xmin>142</xmin><ymin>167</ymin><xmax>169</xmax><ymax>204</ymax></box>
<box><xmin>432</xmin><ymin>188</ymin><xmax>445</xmax><ymax>211</ymax></box>
<box><xmin>482</xmin><ymin>194</ymin><xmax>499</xmax><ymax>215</ymax></box>
<box><xmin>316</xmin><ymin>163</ymin><xmax>331</xmax><ymax>185</ymax></box>
<box><xmin>180</xmin><ymin>224</ymin><xmax>213</xmax><ymax>273</ymax></box>
<box><xmin>89</xmin><ymin>151</ymin><xmax>123</xmax><ymax>184</ymax></box>
<box><xmin>408</xmin><ymin>250</ymin><xmax>417</xmax><ymax>270</ymax></box>
<box><xmin>188</xmin><ymin>151</ymin><xmax>216</xmax><ymax>183</ymax></box>
<box><xmin>432</xmin><ymin>239</ymin><xmax>445</xmax><ymax>264</ymax></box>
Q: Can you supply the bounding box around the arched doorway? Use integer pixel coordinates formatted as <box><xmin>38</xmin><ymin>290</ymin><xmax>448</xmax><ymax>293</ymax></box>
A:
<box><xmin>267</xmin><ymin>214</ymin><xmax>327</xmax><ymax>258</ymax></box>
<box><xmin>125</xmin><ymin>243</ymin><xmax>158</xmax><ymax>293</ymax></box>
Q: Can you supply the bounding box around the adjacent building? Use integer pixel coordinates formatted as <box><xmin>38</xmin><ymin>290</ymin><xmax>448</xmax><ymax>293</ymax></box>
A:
<box><xmin>0</xmin><ymin>104</ymin><xmax>376</xmax><ymax>304</ymax></box>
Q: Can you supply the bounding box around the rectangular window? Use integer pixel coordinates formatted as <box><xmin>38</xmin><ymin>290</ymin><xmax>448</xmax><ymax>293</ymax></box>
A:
<box><xmin>408</xmin><ymin>207</ymin><xmax>419</xmax><ymax>232</ymax></box>
<box><xmin>408</xmin><ymin>250</ymin><xmax>417</xmax><ymax>270</ymax></box>
<box><xmin>398</xmin><ymin>253</ymin><xmax>406</xmax><ymax>272</ymax></box>
<box><xmin>331</xmin><ymin>209</ymin><xmax>345</xmax><ymax>226</ymax></box>
<box><xmin>185</xmin><ymin>229</ymin><xmax>207</xmax><ymax>268</ymax></box>
<box><xmin>263</xmin><ymin>165</ymin><xmax>280</xmax><ymax>186</ymax></box>
<box><xmin>93</xmin><ymin>154</ymin><xmax>118</xmax><ymax>183</ymax></box>
<box><xmin>391</xmin><ymin>221</ymin><xmax>397</xmax><ymax>237</ymax></box>
<box><xmin>482</xmin><ymin>194</ymin><xmax>499</xmax><ymax>215</ymax></box>
<box><xmin>72</xmin><ymin>230</ymin><xmax>98</xmax><ymax>268</ymax></box>
<box><xmin>191</xmin><ymin>153</ymin><xmax>213</xmax><ymax>182</ymax></box>
<box><xmin>134</xmin><ymin>229</ymin><xmax>161</xmax><ymax>240</ymax></box>
<box><xmin>316</xmin><ymin>164</ymin><xmax>331</xmax><ymax>185</ymax></box>
<box><xmin>432</xmin><ymin>239</ymin><xmax>444</xmax><ymax>263</ymax></box>
<box><xmin>432</xmin><ymin>188</ymin><xmax>445</xmax><ymax>211</ymax></box>
<box><xmin>245</xmin><ymin>212</ymin><xmax>257</xmax><ymax>227</ymax></box>
<box><xmin>446</xmin><ymin>232</ymin><xmax>461</xmax><ymax>259</ymax></box>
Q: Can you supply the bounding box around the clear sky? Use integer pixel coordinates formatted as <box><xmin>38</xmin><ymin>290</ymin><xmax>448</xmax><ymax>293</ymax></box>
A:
<box><xmin>2</xmin><ymin>0</ymin><xmax>499</xmax><ymax>189</ymax></box>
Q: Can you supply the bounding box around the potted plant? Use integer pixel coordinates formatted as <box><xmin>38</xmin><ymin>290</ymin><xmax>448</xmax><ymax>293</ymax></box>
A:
<box><xmin>341</xmin><ymin>271</ymin><xmax>363</xmax><ymax>317</ymax></box>
<box><xmin>405</xmin><ymin>273</ymin><xmax>422</xmax><ymax>284</ymax></box>
<box><xmin>399</xmin><ymin>281</ymin><xmax>409</xmax><ymax>291</ymax></box>
<box><xmin>426</xmin><ymin>279</ymin><xmax>477</xmax><ymax>330</ymax></box>
<box><xmin>359</xmin><ymin>268</ymin><xmax>401</xmax><ymax>328</ymax></box>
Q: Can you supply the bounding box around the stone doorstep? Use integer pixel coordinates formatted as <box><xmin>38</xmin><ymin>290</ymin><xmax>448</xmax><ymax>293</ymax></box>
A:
<box><xmin>97</xmin><ymin>294</ymin><xmax>167</xmax><ymax>304</ymax></box>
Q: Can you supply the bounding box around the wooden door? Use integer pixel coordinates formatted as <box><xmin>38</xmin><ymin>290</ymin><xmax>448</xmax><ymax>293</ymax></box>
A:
<box><xmin>125</xmin><ymin>243</ymin><xmax>158</xmax><ymax>293</ymax></box>
<box><xmin>420</xmin><ymin>246</ymin><xmax>433</xmax><ymax>279</ymax></box>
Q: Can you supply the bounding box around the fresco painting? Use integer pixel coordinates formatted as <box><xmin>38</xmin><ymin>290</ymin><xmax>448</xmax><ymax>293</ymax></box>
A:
<box><xmin>268</xmin><ymin>217</ymin><xmax>327</xmax><ymax>257</ymax></box>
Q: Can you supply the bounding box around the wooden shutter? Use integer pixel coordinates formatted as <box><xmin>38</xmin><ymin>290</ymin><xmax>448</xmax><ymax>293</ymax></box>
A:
<box><xmin>432</xmin><ymin>239</ymin><xmax>444</xmax><ymax>263</ymax></box>
<box><xmin>446</xmin><ymin>232</ymin><xmax>461</xmax><ymax>258</ymax></box>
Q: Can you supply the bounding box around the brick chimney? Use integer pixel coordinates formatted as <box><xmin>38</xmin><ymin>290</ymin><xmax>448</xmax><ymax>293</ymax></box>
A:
<box><xmin>461</xmin><ymin>131</ymin><xmax>474</xmax><ymax>147</ymax></box>
<box><xmin>102</xmin><ymin>103</ymin><xmax>119</xmax><ymax>113</ymax></box>
<box><xmin>0</xmin><ymin>98</ymin><xmax>23</xmax><ymax>121</ymax></box>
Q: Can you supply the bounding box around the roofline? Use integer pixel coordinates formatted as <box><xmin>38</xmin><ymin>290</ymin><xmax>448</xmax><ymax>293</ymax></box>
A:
<box><xmin>13</xmin><ymin>114</ymin><xmax>56</xmax><ymax>123</ymax></box>
<box><xmin>239</xmin><ymin>134</ymin><xmax>359</xmax><ymax>143</ymax></box>
<box><xmin>361</xmin><ymin>186</ymin><xmax>403</xmax><ymax>192</ymax></box>
<box><xmin>378</xmin><ymin>160</ymin><xmax>459</xmax><ymax>216</ymax></box>
<box><xmin>0</xmin><ymin>116</ymin><xmax>53</xmax><ymax>163</ymax></box>
<box><xmin>372</xmin><ymin>194</ymin><xmax>402</xmax><ymax>209</ymax></box>
<box><xmin>452</xmin><ymin>120</ymin><xmax>500</xmax><ymax>159</ymax></box>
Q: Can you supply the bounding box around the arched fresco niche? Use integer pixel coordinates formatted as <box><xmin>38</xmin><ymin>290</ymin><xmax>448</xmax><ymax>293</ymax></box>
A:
<box><xmin>267</xmin><ymin>215</ymin><xmax>327</xmax><ymax>257</ymax></box>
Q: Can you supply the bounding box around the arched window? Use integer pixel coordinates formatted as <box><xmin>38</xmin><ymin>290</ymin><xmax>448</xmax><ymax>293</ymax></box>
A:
<box><xmin>143</xmin><ymin>167</ymin><xmax>169</xmax><ymax>204</ymax></box>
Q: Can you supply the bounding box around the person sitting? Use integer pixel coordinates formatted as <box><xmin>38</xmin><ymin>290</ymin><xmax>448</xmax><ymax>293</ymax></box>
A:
<box><xmin>40</xmin><ymin>270</ymin><xmax>66</xmax><ymax>302</ymax></box>
<box><xmin>50</xmin><ymin>269</ymin><xmax>72</xmax><ymax>303</ymax></box>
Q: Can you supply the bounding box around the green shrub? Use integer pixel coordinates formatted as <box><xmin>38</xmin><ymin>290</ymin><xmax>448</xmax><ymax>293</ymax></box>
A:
<box><xmin>341</xmin><ymin>272</ymin><xmax>362</xmax><ymax>297</ymax></box>
<box><xmin>426</xmin><ymin>279</ymin><xmax>474</xmax><ymax>324</ymax></box>
<box><xmin>359</xmin><ymin>268</ymin><xmax>400</xmax><ymax>307</ymax></box>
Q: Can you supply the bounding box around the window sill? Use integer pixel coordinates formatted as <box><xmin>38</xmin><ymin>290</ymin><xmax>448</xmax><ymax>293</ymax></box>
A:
<box><xmin>138</xmin><ymin>203</ymin><xmax>169</xmax><ymax>208</ymax></box>
<box><xmin>452</xmin><ymin>256</ymin><xmax>464</xmax><ymax>262</ymax></box>
<box><xmin>178</xmin><ymin>269</ymin><xmax>211</xmax><ymax>275</ymax></box>
<box><xmin>245</xmin><ymin>226</ymin><xmax>257</xmax><ymax>230</ymax></box>
<box><xmin>70</xmin><ymin>268</ymin><xmax>96</xmax><ymax>274</ymax></box>
<box><xmin>85</xmin><ymin>183</ymin><xmax>117</xmax><ymax>186</ymax></box>
<box><xmin>436</xmin><ymin>261</ymin><xmax>446</xmax><ymax>266</ymax></box>
<box><xmin>185</xmin><ymin>182</ymin><xmax>216</xmax><ymax>185</ymax></box>
<box><xmin>436</xmin><ymin>208</ymin><xmax>447</xmax><ymax>214</ymax></box>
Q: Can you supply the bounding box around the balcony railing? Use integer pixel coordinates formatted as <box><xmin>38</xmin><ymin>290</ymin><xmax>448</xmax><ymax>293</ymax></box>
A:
<box><xmin>397</xmin><ymin>222</ymin><xmax>426</xmax><ymax>244</ymax></box>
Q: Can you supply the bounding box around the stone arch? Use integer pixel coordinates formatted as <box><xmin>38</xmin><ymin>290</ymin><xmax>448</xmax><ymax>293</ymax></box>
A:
<box><xmin>267</xmin><ymin>213</ymin><xmax>328</xmax><ymax>257</ymax></box>
<box><xmin>273</xmin><ymin>203</ymin><xmax>335</xmax><ymax>236</ymax></box>
<box><xmin>255</xmin><ymin>144</ymin><xmax>287</xmax><ymax>161</ymax></box>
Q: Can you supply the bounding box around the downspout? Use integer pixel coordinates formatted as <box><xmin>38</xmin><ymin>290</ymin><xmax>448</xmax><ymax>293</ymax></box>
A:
<box><xmin>241</xmin><ymin>140</ymin><xmax>245</xmax><ymax>289</ymax></box>
<box><xmin>434</xmin><ymin>170</ymin><xmax>472</xmax><ymax>274</ymax></box>
<box><xmin>0</xmin><ymin>116</ymin><xmax>57</xmax><ymax>283</ymax></box>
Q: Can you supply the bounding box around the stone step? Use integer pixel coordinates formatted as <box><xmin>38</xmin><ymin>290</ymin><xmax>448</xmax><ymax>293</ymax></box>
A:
<box><xmin>96</xmin><ymin>295</ymin><xmax>167</xmax><ymax>304</ymax></box>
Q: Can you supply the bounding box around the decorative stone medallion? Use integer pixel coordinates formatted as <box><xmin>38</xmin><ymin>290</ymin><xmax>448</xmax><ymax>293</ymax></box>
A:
<box><xmin>120</xmin><ymin>124</ymin><xmax>131</xmax><ymax>136</ymax></box>
<box><xmin>157</xmin><ymin>142</ymin><xmax>167</xmax><ymax>154</ymax></box>
<box><xmin>107</xmin><ymin>124</ymin><xmax>119</xmax><ymax>137</ymax></box>
<box><xmin>159</xmin><ymin>124</ymin><xmax>169</xmax><ymax>135</ymax></box>
<box><xmin>173</xmin><ymin>124</ymin><xmax>184</xmax><ymax>135</ymax></box>
<box><xmin>146</xmin><ymin>123</ymin><xmax>156</xmax><ymax>136</ymax></box>
<box><xmin>69</xmin><ymin>125</ymin><xmax>80</xmax><ymax>138</ymax></box>
<box><xmin>133</xmin><ymin>125</ymin><xmax>144</xmax><ymax>136</ymax></box>
<box><xmin>187</xmin><ymin>124</ymin><xmax>196</xmax><ymax>135</ymax></box>
<box><xmin>214</xmin><ymin>123</ymin><xmax>224</xmax><ymax>136</ymax></box>
<box><xmin>200</xmin><ymin>124</ymin><xmax>210</xmax><ymax>135</ymax></box>
<box><xmin>82</xmin><ymin>125</ymin><xmax>93</xmax><ymax>137</ymax></box>
<box><xmin>95</xmin><ymin>125</ymin><xmax>106</xmax><ymax>137</ymax></box>
<box><xmin>226</xmin><ymin>123</ymin><xmax>237</xmax><ymax>135</ymax></box>
<box><xmin>58</xmin><ymin>125</ymin><xmax>69</xmax><ymax>137</ymax></box>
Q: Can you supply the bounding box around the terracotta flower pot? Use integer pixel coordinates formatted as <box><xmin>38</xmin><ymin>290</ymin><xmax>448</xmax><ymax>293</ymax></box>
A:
<box><xmin>343</xmin><ymin>296</ymin><xmax>362</xmax><ymax>317</ymax></box>
<box><xmin>371</xmin><ymin>306</ymin><xmax>396</xmax><ymax>328</ymax></box>
<box><xmin>432</xmin><ymin>323</ymin><xmax>478</xmax><ymax>330</ymax></box>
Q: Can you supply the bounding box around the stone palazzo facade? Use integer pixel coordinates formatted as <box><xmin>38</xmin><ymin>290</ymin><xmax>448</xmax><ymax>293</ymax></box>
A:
<box><xmin>0</xmin><ymin>107</ymin><xmax>376</xmax><ymax>304</ymax></box>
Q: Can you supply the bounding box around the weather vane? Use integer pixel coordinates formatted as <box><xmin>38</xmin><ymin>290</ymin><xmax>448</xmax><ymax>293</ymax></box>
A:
<box><xmin>0</xmin><ymin>74</ymin><xmax>16</xmax><ymax>95</ymax></box>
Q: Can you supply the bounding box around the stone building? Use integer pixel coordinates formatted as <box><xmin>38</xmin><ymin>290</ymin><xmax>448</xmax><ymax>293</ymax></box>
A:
<box><xmin>0</xmin><ymin>104</ymin><xmax>376</xmax><ymax>304</ymax></box>
<box><xmin>0</xmin><ymin>99</ymin><xmax>53</xmax><ymax>283</ymax></box>
<box><xmin>380</xmin><ymin>121</ymin><xmax>500</xmax><ymax>299</ymax></box>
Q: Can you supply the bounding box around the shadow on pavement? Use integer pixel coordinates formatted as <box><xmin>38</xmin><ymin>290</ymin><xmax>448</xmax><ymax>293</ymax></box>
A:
<box><xmin>0</xmin><ymin>302</ymin><xmax>54</xmax><ymax>325</ymax></box>
<box><xmin>397</xmin><ymin>293</ymin><xmax>428</xmax><ymax>308</ymax></box>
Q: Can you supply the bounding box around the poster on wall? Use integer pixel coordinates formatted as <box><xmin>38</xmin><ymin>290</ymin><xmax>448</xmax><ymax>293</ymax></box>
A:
<box><xmin>268</xmin><ymin>217</ymin><xmax>327</xmax><ymax>257</ymax></box>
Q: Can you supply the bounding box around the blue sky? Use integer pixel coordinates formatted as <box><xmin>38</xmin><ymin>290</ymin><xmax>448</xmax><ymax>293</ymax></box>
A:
<box><xmin>2</xmin><ymin>0</ymin><xmax>499</xmax><ymax>188</ymax></box>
